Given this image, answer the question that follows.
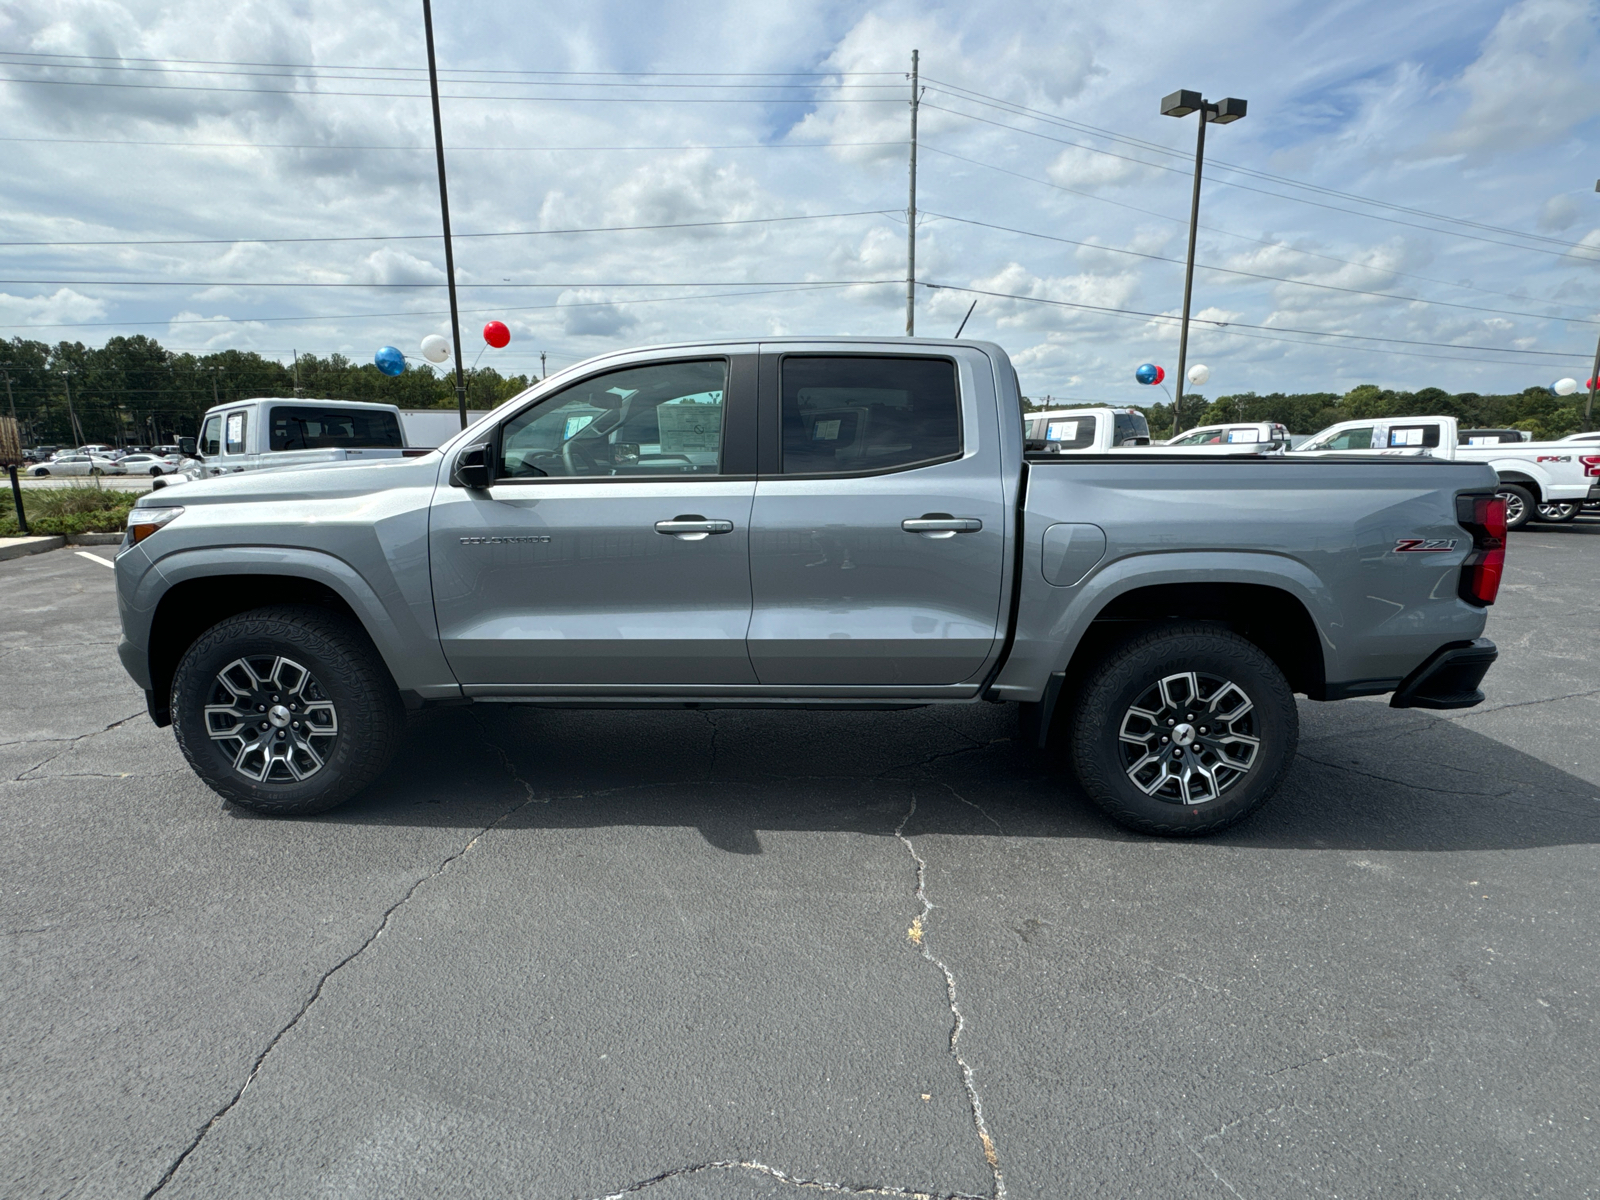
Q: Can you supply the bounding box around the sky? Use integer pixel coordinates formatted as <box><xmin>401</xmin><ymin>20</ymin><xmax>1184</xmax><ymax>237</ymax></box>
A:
<box><xmin>0</xmin><ymin>0</ymin><xmax>1598</xmax><ymax>403</ymax></box>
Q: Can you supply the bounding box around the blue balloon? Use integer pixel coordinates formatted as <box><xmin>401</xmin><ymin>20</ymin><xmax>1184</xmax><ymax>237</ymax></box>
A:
<box><xmin>374</xmin><ymin>346</ymin><xmax>406</xmax><ymax>376</ymax></box>
<box><xmin>1135</xmin><ymin>362</ymin><xmax>1162</xmax><ymax>386</ymax></box>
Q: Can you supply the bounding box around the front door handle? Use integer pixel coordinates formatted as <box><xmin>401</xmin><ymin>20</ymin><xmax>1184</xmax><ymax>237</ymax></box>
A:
<box><xmin>902</xmin><ymin>514</ymin><xmax>983</xmax><ymax>539</ymax></box>
<box><xmin>655</xmin><ymin>515</ymin><xmax>735</xmax><ymax>541</ymax></box>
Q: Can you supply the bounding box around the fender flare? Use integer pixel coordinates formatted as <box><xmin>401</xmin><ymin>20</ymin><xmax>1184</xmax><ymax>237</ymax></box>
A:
<box><xmin>138</xmin><ymin>545</ymin><xmax>457</xmax><ymax>697</ymax></box>
<box><xmin>1041</xmin><ymin>550</ymin><xmax>1339</xmax><ymax>680</ymax></box>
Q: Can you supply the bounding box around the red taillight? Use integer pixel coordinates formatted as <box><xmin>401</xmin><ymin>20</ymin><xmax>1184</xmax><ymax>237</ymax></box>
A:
<box><xmin>1456</xmin><ymin>494</ymin><xmax>1505</xmax><ymax>606</ymax></box>
<box><xmin>1581</xmin><ymin>455</ymin><xmax>1600</xmax><ymax>479</ymax></box>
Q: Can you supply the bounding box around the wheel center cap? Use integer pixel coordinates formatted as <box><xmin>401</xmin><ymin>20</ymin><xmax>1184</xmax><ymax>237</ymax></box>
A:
<box><xmin>1172</xmin><ymin>722</ymin><xmax>1197</xmax><ymax>747</ymax></box>
<box><xmin>267</xmin><ymin>704</ymin><xmax>292</xmax><ymax>729</ymax></box>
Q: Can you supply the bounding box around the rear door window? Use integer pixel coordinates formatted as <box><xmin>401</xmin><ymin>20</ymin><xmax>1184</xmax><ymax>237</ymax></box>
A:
<box><xmin>1044</xmin><ymin>418</ymin><xmax>1094</xmax><ymax>449</ymax></box>
<box><xmin>1387</xmin><ymin>424</ymin><xmax>1440</xmax><ymax>448</ymax></box>
<box><xmin>780</xmin><ymin>356</ymin><xmax>960</xmax><ymax>475</ymax></box>
<box><xmin>270</xmin><ymin>407</ymin><xmax>403</xmax><ymax>451</ymax></box>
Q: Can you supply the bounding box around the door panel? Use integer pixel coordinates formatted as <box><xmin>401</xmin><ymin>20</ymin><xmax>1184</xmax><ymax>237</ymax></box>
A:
<box><xmin>430</xmin><ymin>480</ymin><xmax>757</xmax><ymax>685</ymax></box>
<box><xmin>746</xmin><ymin>351</ymin><xmax>1007</xmax><ymax>687</ymax></box>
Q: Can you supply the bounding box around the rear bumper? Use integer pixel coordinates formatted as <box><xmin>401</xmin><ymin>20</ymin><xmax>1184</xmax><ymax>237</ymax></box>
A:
<box><xmin>1390</xmin><ymin>638</ymin><xmax>1497</xmax><ymax>710</ymax></box>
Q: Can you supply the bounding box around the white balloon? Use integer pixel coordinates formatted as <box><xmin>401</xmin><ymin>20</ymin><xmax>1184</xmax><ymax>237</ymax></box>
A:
<box><xmin>1553</xmin><ymin>377</ymin><xmax>1578</xmax><ymax>396</ymax></box>
<box><xmin>1187</xmin><ymin>363</ymin><xmax>1211</xmax><ymax>385</ymax></box>
<box><xmin>420</xmin><ymin>334</ymin><xmax>452</xmax><ymax>364</ymax></box>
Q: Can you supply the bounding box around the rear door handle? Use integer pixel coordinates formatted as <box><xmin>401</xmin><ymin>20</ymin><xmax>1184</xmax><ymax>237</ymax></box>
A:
<box><xmin>902</xmin><ymin>514</ymin><xmax>983</xmax><ymax>539</ymax></box>
<box><xmin>655</xmin><ymin>515</ymin><xmax>735</xmax><ymax>541</ymax></box>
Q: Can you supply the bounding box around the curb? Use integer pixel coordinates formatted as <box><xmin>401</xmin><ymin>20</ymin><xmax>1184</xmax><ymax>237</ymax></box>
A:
<box><xmin>68</xmin><ymin>532</ymin><xmax>124</xmax><ymax>546</ymax></box>
<box><xmin>0</xmin><ymin>535</ymin><xmax>67</xmax><ymax>562</ymax></box>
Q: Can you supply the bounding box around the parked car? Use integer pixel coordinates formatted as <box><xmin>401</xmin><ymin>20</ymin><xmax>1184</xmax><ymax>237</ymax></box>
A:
<box><xmin>1555</xmin><ymin>431</ymin><xmax>1600</xmax><ymax>445</ymax></box>
<box><xmin>1294</xmin><ymin>414</ymin><xmax>1600</xmax><ymax>528</ymax></box>
<box><xmin>30</xmin><ymin>453</ymin><xmax>126</xmax><ymax>477</ymax></box>
<box><xmin>119</xmin><ymin>452</ymin><xmax>186</xmax><ymax>476</ymax></box>
<box><xmin>1165</xmin><ymin>422</ymin><xmax>1291</xmax><ymax>449</ymax></box>
<box><xmin>116</xmin><ymin>337</ymin><xmax>1502</xmax><ymax>837</ymax></box>
<box><xmin>23</xmin><ymin>445</ymin><xmax>59</xmax><ymax>463</ymax></box>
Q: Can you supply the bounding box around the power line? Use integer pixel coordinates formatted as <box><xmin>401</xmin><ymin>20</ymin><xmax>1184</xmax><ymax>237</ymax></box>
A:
<box><xmin>922</xmin><ymin>210</ymin><xmax>1600</xmax><ymax>327</ymax></box>
<box><xmin>0</xmin><ymin>278</ymin><xmax>902</xmax><ymax>289</ymax></box>
<box><xmin>0</xmin><ymin>75</ymin><xmax>902</xmax><ymax>103</ymax></box>
<box><xmin>919</xmin><ymin>282</ymin><xmax>1587</xmax><ymax>361</ymax></box>
<box><xmin>0</xmin><ymin>50</ymin><xmax>901</xmax><ymax>77</ymax></box>
<box><xmin>921</xmin><ymin>78</ymin><xmax>1596</xmax><ymax>253</ymax></box>
<box><xmin>920</xmin><ymin>100</ymin><xmax>1592</xmax><ymax>260</ymax></box>
<box><xmin>919</xmin><ymin>143</ymin><xmax>1600</xmax><ymax>318</ymax></box>
<box><xmin>0</xmin><ymin>209</ymin><xmax>898</xmax><ymax>248</ymax></box>
<box><xmin>0</xmin><ymin>282</ymin><xmax>891</xmax><ymax>330</ymax></box>
<box><xmin>0</xmin><ymin>136</ymin><xmax>907</xmax><ymax>151</ymax></box>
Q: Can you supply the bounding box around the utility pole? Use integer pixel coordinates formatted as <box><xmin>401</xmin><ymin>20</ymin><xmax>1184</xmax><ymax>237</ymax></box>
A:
<box><xmin>211</xmin><ymin>367</ymin><xmax>220</xmax><ymax>408</ymax></box>
<box><xmin>422</xmin><ymin>0</ymin><xmax>470</xmax><ymax>430</ymax></box>
<box><xmin>905</xmin><ymin>49</ymin><xmax>919</xmax><ymax>338</ymax></box>
<box><xmin>63</xmin><ymin>372</ymin><xmax>85</xmax><ymax>447</ymax></box>
<box><xmin>2</xmin><ymin>367</ymin><xmax>14</xmax><ymax>424</ymax></box>
<box><xmin>292</xmin><ymin>350</ymin><xmax>303</xmax><ymax>398</ymax></box>
<box><xmin>540</xmin><ymin>351</ymin><xmax>547</xmax><ymax>381</ymax></box>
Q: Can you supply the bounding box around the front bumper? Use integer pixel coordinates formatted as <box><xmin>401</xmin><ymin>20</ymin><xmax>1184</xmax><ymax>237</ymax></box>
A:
<box><xmin>1390</xmin><ymin>638</ymin><xmax>1497</xmax><ymax>710</ymax></box>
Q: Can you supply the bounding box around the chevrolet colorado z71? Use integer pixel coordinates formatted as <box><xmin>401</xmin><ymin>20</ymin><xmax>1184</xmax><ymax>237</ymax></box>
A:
<box><xmin>113</xmin><ymin>338</ymin><xmax>1503</xmax><ymax>836</ymax></box>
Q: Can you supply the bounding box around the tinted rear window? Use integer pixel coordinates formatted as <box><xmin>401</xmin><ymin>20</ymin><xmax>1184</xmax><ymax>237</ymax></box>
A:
<box><xmin>1113</xmin><ymin>412</ymin><xmax>1150</xmax><ymax>444</ymax></box>
<box><xmin>780</xmin><ymin>356</ymin><xmax>960</xmax><ymax>475</ymax></box>
<box><xmin>270</xmin><ymin>407</ymin><xmax>403</xmax><ymax>451</ymax></box>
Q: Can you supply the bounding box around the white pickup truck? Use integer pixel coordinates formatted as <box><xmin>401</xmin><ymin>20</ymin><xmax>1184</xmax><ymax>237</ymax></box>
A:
<box><xmin>161</xmin><ymin>398</ymin><xmax>429</xmax><ymax>489</ymax></box>
<box><xmin>1293</xmin><ymin>414</ymin><xmax>1600</xmax><ymax>527</ymax></box>
<box><xmin>1165</xmin><ymin>421</ymin><xmax>1291</xmax><ymax>449</ymax></box>
<box><xmin>1022</xmin><ymin>407</ymin><xmax>1151</xmax><ymax>452</ymax></box>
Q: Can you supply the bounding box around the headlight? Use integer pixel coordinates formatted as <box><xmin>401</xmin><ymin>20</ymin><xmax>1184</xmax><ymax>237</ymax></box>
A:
<box><xmin>126</xmin><ymin>506</ymin><xmax>184</xmax><ymax>545</ymax></box>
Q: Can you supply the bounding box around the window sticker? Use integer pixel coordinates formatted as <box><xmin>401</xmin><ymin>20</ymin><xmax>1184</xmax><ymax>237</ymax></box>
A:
<box><xmin>1389</xmin><ymin>427</ymin><xmax>1424</xmax><ymax>447</ymax></box>
<box><xmin>810</xmin><ymin>418</ymin><xmax>842</xmax><ymax>442</ymax></box>
<box><xmin>1045</xmin><ymin>420</ymin><xmax>1078</xmax><ymax>442</ymax></box>
<box><xmin>562</xmin><ymin>414</ymin><xmax>595</xmax><ymax>440</ymax></box>
<box><xmin>658</xmin><ymin>400</ymin><xmax>723</xmax><ymax>453</ymax></box>
<box><xmin>1226</xmin><ymin>429</ymin><xmax>1261</xmax><ymax>443</ymax></box>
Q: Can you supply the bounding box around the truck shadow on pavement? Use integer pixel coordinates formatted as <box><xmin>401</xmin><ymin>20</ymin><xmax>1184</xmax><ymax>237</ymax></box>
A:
<box><xmin>297</xmin><ymin>697</ymin><xmax>1600</xmax><ymax>856</ymax></box>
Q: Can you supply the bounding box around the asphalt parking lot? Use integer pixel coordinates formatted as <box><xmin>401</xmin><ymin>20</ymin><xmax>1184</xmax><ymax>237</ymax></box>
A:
<box><xmin>3</xmin><ymin>519</ymin><xmax>1597</xmax><ymax>1200</ymax></box>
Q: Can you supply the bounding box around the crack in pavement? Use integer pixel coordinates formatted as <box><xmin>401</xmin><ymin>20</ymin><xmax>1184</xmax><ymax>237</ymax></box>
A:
<box><xmin>1442</xmin><ymin>687</ymin><xmax>1600</xmax><ymax>718</ymax></box>
<box><xmin>1296</xmin><ymin>752</ymin><xmax>1517</xmax><ymax>799</ymax></box>
<box><xmin>579</xmin><ymin>1157</ymin><xmax>988</xmax><ymax>1200</ymax></box>
<box><xmin>896</xmin><ymin>790</ymin><xmax>1006</xmax><ymax>1200</ymax></box>
<box><xmin>10</xmin><ymin>711</ymin><xmax>144</xmax><ymax>781</ymax></box>
<box><xmin>1175</xmin><ymin>1129</ymin><xmax>1246</xmax><ymax>1199</ymax></box>
<box><xmin>141</xmin><ymin>720</ymin><xmax>545</xmax><ymax>1198</ymax></box>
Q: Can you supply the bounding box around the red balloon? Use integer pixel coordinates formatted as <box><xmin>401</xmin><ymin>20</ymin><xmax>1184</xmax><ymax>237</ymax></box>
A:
<box><xmin>1588</xmin><ymin>376</ymin><xmax>1598</xmax><ymax>391</ymax></box>
<box><xmin>1153</xmin><ymin>365</ymin><xmax>1165</xmax><ymax>385</ymax></box>
<box><xmin>483</xmin><ymin>320</ymin><xmax>510</xmax><ymax>349</ymax></box>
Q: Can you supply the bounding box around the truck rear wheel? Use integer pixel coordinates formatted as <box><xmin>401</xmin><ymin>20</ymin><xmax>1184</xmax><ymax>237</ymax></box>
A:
<box><xmin>170</xmin><ymin>605</ymin><xmax>404</xmax><ymax>816</ymax></box>
<box><xmin>1496</xmin><ymin>484</ymin><xmax>1535</xmax><ymax>529</ymax></box>
<box><xmin>1534</xmin><ymin>501</ymin><xmax>1579</xmax><ymax>523</ymax></box>
<box><xmin>1068</xmin><ymin>625</ymin><xmax>1298</xmax><ymax>837</ymax></box>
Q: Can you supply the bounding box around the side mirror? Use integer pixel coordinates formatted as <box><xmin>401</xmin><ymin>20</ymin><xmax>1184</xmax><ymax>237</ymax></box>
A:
<box><xmin>450</xmin><ymin>442</ymin><xmax>494</xmax><ymax>489</ymax></box>
<box><xmin>178</xmin><ymin>437</ymin><xmax>197</xmax><ymax>457</ymax></box>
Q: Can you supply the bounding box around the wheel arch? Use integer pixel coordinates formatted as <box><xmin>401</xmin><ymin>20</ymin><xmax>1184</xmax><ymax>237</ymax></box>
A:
<box><xmin>1492</xmin><ymin>469</ymin><xmax>1543</xmax><ymax>502</ymax></box>
<box><xmin>1065</xmin><ymin>581</ymin><xmax>1326</xmax><ymax>699</ymax></box>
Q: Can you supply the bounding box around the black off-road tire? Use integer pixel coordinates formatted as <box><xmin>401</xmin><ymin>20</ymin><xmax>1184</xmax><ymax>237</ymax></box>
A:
<box><xmin>1068</xmin><ymin>624</ymin><xmax>1298</xmax><ymax>837</ymax></box>
<box><xmin>171</xmin><ymin>605</ymin><xmax>404</xmax><ymax>816</ymax></box>
<box><xmin>1496</xmin><ymin>483</ymin><xmax>1536</xmax><ymax>530</ymax></box>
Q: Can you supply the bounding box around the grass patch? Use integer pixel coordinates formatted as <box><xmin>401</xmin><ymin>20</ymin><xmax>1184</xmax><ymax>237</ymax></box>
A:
<box><xmin>3</xmin><ymin>485</ymin><xmax>138</xmax><ymax>537</ymax></box>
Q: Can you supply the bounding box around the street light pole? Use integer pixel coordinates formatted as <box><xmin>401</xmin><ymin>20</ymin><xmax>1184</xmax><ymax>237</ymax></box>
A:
<box><xmin>1587</xmin><ymin>179</ymin><xmax>1600</xmax><ymax>430</ymax></box>
<box><xmin>1160</xmin><ymin>90</ymin><xmax>1246</xmax><ymax>433</ymax></box>
<box><xmin>422</xmin><ymin>0</ymin><xmax>469</xmax><ymax>430</ymax></box>
<box><xmin>906</xmin><ymin>49</ymin><xmax>919</xmax><ymax>338</ymax></box>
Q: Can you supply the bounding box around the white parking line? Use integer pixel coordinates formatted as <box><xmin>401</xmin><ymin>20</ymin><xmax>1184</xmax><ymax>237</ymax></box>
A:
<box><xmin>75</xmin><ymin>551</ymin><xmax>116</xmax><ymax>569</ymax></box>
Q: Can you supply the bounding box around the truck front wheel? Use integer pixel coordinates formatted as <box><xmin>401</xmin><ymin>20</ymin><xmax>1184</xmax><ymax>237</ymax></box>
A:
<box><xmin>1068</xmin><ymin>625</ymin><xmax>1298</xmax><ymax>837</ymax></box>
<box><xmin>170</xmin><ymin>605</ymin><xmax>404</xmax><ymax>816</ymax></box>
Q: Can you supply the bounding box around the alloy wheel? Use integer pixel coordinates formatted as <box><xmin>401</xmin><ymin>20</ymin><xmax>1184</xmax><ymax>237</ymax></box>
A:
<box><xmin>203</xmin><ymin>655</ymin><xmax>339</xmax><ymax>782</ymax></box>
<box><xmin>1118</xmin><ymin>670</ymin><xmax>1260</xmax><ymax>805</ymax></box>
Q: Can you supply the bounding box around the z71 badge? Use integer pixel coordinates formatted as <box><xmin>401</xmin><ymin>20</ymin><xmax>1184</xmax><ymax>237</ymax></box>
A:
<box><xmin>1393</xmin><ymin>537</ymin><xmax>1457</xmax><ymax>553</ymax></box>
<box><xmin>460</xmin><ymin>535</ymin><xmax>552</xmax><ymax>545</ymax></box>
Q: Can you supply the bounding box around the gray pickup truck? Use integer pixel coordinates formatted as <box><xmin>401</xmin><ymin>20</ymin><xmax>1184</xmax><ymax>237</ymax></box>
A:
<box><xmin>113</xmin><ymin>338</ymin><xmax>1504</xmax><ymax>836</ymax></box>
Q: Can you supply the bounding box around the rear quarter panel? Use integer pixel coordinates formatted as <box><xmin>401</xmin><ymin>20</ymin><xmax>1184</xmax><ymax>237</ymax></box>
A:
<box><xmin>992</xmin><ymin>456</ymin><xmax>1499</xmax><ymax>699</ymax></box>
